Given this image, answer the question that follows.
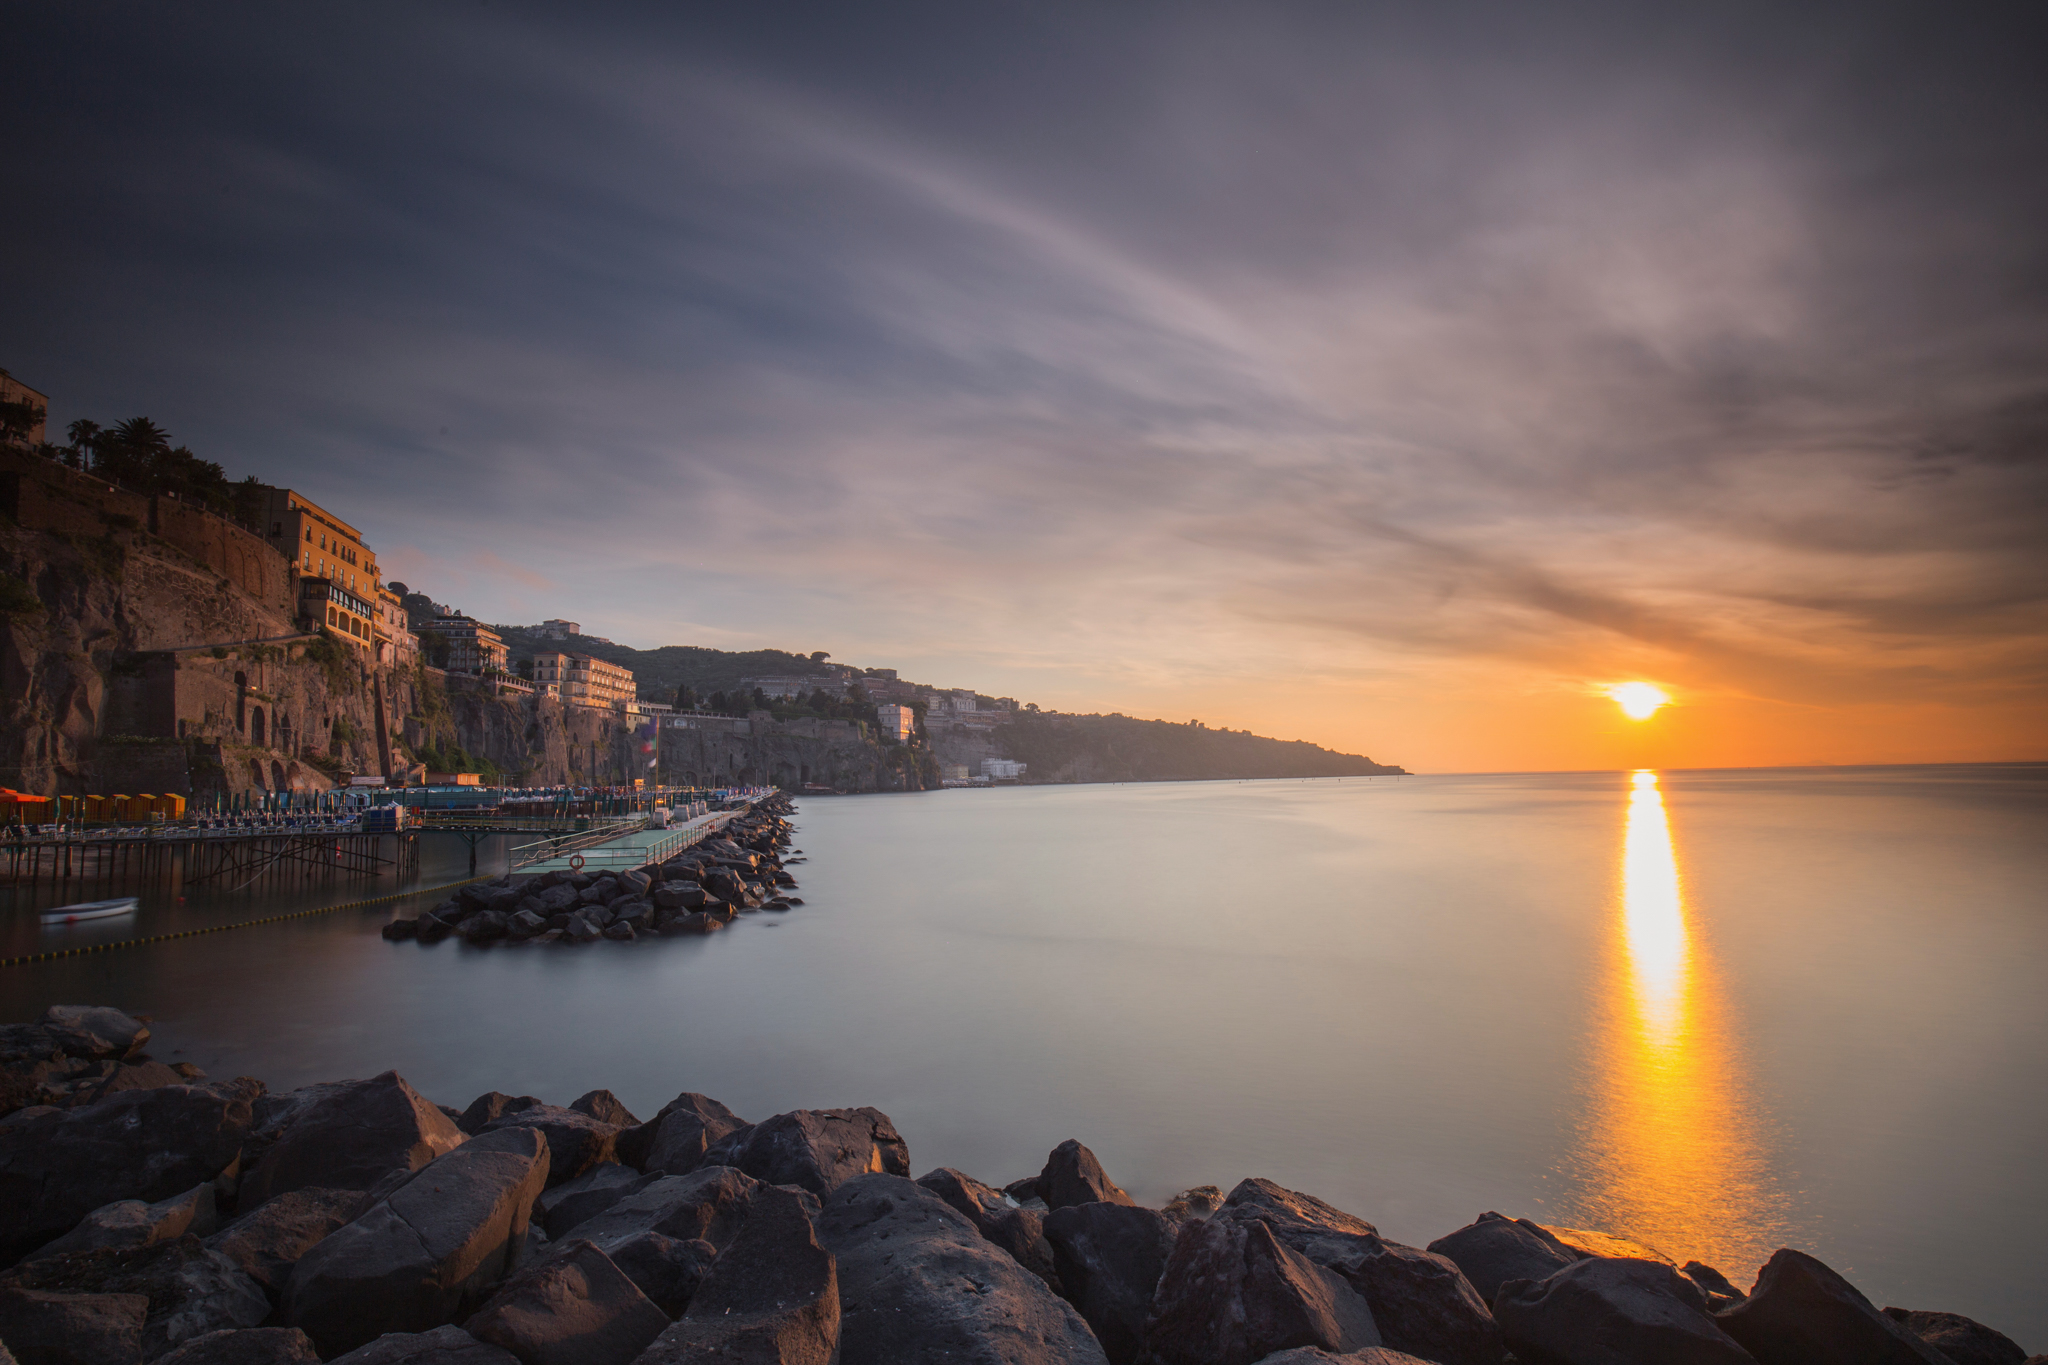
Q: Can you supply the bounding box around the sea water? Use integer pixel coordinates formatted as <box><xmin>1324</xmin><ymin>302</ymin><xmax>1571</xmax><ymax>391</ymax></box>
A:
<box><xmin>6</xmin><ymin>767</ymin><xmax>2045</xmax><ymax>1347</ymax></box>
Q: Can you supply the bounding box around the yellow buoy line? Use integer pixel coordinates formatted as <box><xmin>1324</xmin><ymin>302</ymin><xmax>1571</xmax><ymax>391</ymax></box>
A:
<box><xmin>0</xmin><ymin>873</ymin><xmax>493</xmax><ymax>969</ymax></box>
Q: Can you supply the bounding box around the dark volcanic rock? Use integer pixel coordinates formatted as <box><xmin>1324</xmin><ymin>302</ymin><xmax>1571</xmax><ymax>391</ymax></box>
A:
<box><xmin>31</xmin><ymin>1183</ymin><xmax>217</xmax><ymax>1260</ymax></box>
<box><xmin>618</xmin><ymin>1092</ymin><xmax>747</xmax><ymax>1175</ymax></box>
<box><xmin>153</xmin><ymin>1328</ymin><xmax>321</xmax><ymax>1365</ymax></box>
<box><xmin>0</xmin><ymin>1238</ymin><xmax>272</xmax><ymax>1361</ymax></box>
<box><xmin>465</xmin><ymin>1240</ymin><xmax>668</xmax><ymax>1365</ymax></box>
<box><xmin>1882</xmin><ymin>1308</ymin><xmax>2027</xmax><ymax>1365</ymax></box>
<box><xmin>1040</xmin><ymin>1200</ymin><xmax>1178</xmax><ymax>1364</ymax></box>
<box><xmin>458</xmin><ymin>1094</ymin><xmax>543</xmax><ymax>1137</ymax></box>
<box><xmin>327</xmin><ymin>1327</ymin><xmax>519</xmax><ymax>1365</ymax></box>
<box><xmin>280</xmin><ymin>1126</ymin><xmax>551</xmax><ymax>1357</ymax></box>
<box><xmin>711</xmin><ymin>1106</ymin><xmax>909</xmax><ymax>1196</ymax></box>
<box><xmin>1425</xmin><ymin>1213</ymin><xmax>1581</xmax><ymax>1306</ymax></box>
<box><xmin>1250</xmin><ymin>1350</ymin><xmax>1442</xmax><ymax>1365</ymax></box>
<box><xmin>569</xmin><ymin>1091</ymin><xmax>639</xmax><ymax>1128</ymax></box>
<box><xmin>603</xmin><ymin>1232</ymin><xmax>714</xmax><ymax>1319</ymax></box>
<box><xmin>1222</xmin><ymin>1179</ymin><xmax>1501</xmax><ymax>1365</ymax></box>
<box><xmin>1038</xmin><ymin>1139</ymin><xmax>1136</xmax><ymax>1211</ymax></box>
<box><xmin>1146</xmin><ymin>1214</ymin><xmax>1380</xmax><ymax>1365</ymax></box>
<box><xmin>1493</xmin><ymin>1256</ymin><xmax>1751</xmax><ymax>1365</ymax></box>
<box><xmin>819</xmin><ymin>1174</ymin><xmax>1106</xmax><ymax>1365</ymax></box>
<box><xmin>1718</xmin><ymin>1250</ymin><xmax>1953</xmax><ymax>1365</ymax></box>
<box><xmin>916</xmin><ymin>1166</ymin><xmax>1061</xmax><ymax>1292</ymax></box>
<box><xmin>64</xmin><ymin>1061</ymin><xmax>198</xmax><ymax>1110</ymax></box>
<box><xmin>206</xmin><ymin>1187</ymin><xmax>366</xmax><ymax>1297</ymax></box>
<box><xmin>0</xmin><ymin>1286</ymin><xmax>148</xmax><ymax>1365</ymax></box>
<box><xmin>241</xmin><ymin>1073</ymin><xmax>465</xmax><ymax>1209</ymax></box>
<box><xmin>535</xmin><ymin>1164</ymin><xmax>654</xmax><ymax>1241</ymax></box>
<box><xmin>561</xmin><ymin>1165</ymin><xmax>764</xmax><ymax>1254</ymax></box>
<box><xmin>460</xmin><ymin>912</ymin><xmax>509</xmax><ymax>943</ymax></box>
<box><xmin>479</xmin><ymin>1105</ymin><xmax>621</xmax><ymax>1187</ymax></box>
<box><xmin>637</xmin><ymin>1186</ymin><xmax>840</xmax><ymax>1365</ymax></box>
<box><xmin>0</xmin><ymin>1079</ymin><xmax>262</xmax><ymax>1264</ymax></box>
<box><xmin>1682</xmin><ymin>1262</ymin><xmax>1747</xmax><ymax>1310</ymax></box>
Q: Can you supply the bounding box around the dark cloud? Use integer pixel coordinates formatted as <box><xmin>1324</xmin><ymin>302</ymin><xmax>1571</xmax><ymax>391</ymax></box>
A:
<box><xmin>3</xmin><ymin>0</ymin><xmax>2045</xmax><ymax>727</ymax></box>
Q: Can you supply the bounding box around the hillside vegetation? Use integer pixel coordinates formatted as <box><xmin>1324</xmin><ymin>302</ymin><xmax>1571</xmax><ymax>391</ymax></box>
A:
<box><xmin>993</xmin><ymin>711</ymin><xmax>1403</xmax><ymax>783</ymax></box>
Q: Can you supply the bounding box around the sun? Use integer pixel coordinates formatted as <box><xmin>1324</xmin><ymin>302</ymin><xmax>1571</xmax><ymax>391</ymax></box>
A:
<box><xmin>1607</xmin><ymin>681</ymin><xmax>1671</xmax><ymax>721</ymax></box>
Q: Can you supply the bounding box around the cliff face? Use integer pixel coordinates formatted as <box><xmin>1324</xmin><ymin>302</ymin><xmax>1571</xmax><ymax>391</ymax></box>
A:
<box><xmin>0</xmin><ymin>449</ymin><xmax>921</xmax><ymax>796</ymax></box>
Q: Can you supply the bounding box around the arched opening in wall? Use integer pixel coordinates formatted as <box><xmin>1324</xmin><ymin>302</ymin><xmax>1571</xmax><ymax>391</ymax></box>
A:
<box><xmin>235</xmin><ymin>673</ymin><xmax>248</xmax><ymax>731</ymax></box>
<box><xmin>800</xmin><ymin>764</ymin><xmax>810</xmax><ymax>785</ymax></box>
<box><xmin>277</xmin><ymin>713</ymin><xmax>293</xmax><ymax>756</ymax></box>
<box><xmin>285</xmin><ymin>761</ymin><xmax>303</xmax><ymax>788</ymax></box>
<box><xmin>250</xmin><ymin>706</ymin><xmax>266</xmax><ymax>747</ymax></box>
<box><xmin>249</xmin><ymin>758</ymin><xmax>267</xmax><ymax>789</ymax></box>
<box><xmin>272</xmin><ymin>760</ymin><xmax>287</xmax><ymax>790</ymax></box>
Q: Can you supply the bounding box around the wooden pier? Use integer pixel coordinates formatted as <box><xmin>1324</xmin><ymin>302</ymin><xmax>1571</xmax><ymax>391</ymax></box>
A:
<box><xmin>3</xmin><ymin>829</ymin><xmax>421</xmax><ymax>900</ymax></box>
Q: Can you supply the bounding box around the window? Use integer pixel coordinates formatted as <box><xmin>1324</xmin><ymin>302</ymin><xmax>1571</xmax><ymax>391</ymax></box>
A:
<box><xmin>328</xmin><ymin>607</ymin><xmax>338</xmax><ymax>626</ymax></box>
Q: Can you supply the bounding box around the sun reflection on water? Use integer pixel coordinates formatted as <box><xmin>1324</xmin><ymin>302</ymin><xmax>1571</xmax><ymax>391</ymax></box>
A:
<box><xmin>1559</xmin><ymin>770</ymin><xmax>1791</xmax><ymax>1278</ymax></box>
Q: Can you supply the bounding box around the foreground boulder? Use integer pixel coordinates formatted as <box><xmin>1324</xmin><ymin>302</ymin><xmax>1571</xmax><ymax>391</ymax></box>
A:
<box><xmin>458</xmin><ymin>1094</ymin><xmax>543</xmax><ymax>1137</ymax></box>
<box><xmin>0</xmin><ymin>1286</ymin><xmax>149</xmax><ymax>1365</ymax></box>
<box><xmin>1037</xmin><ymin>1139</ymin><xmax>1136</xmax><ymax>1211</ymax></box>
<box><xmin>1881</xmin><ymin>1308</ymin><xmax>2027</xmax><ymax>1365</ymax></box>
<box><xmin>0</xmin><ymin>1238</ymin><xmax>272</xmax><ymax>1361</ymax></box>
<box><xmin>820</xmin><ymin>1174</ymin><xmax>1108</xmax><ymax>1364</ymax></box>
<box><xmin>1146</xmin><ymin>1214</ymin><xmax>1380</xmax><ymax>1365</ymax></box>
<box><xmin>153</xmin><ymin>1328</ymin><xmax>321</xmax><ymax>1365</ymax></box>
<box><xmin>1718</xmin><ymin>1250</ymin><xmax>1953</xmax><ymax>1365</ymax></box>
<box><xmin>603</xmin><ymin>1232</ymin><xmax>715</xmax><ymax>1318</ymax></box>
<box><xmin>1425</xmin><ymin>1213</ymin><xmax>1581</xmax><ymax>1305</ymax></box>
<box><xmin>479</xmin><ymin>1105</ymin><xmax>621</xmax><ymax>1187</ymax></box>
<box><xmin>281</xmin><ymin>1126</ymin><xmax>551</xmax><ymax>1356</ymax></box>
<box><xmin>1493</xmin><ymin>1256</ymin><xmax>1753</xmax><ymax>1365</ymax></box>
<box><xmin>206</xmin><ymin>1187</ymin><xmax>367</xmax><ymax>1297</ymax></box>
<box><xmin>240</xmin><ymin>1073</ymin><xmax>465</xmax><ymax>1209</ymax></box>
<box><xmin>0</xmin><ymin>1080</ymin><xmax>262</xmax><ymax>1263</ymax></box>
<box><xmin>536</xmin><ymin>1164</ymin><xmax>654</xmax><ymax>1241</ymax></box>
<box><xmin>1041</xmin><ymin>1202</ymin><xmax>1178</xmax><ymax>1364</ymax></box>
<box><xmin>1219</xmin><ymin>1181</ymin><xmax>1500</xmax><ymax>1365</ymax></box>
<box><xmin>328</xmin><ymin>1327</ymin><xmax>519</xmax><ymax>1365</ymax></box>
<box><xmin>558</xmin><ymin>1165</ymin><xmax>763</xmax><ymax>1255</ymax></box>
<box><xmin>30</xmin><ymin>1184</ymin><xmax>218</xmax><ymax>1260</ymax></box>
<box><xmin>622</xmin><ymin>1093</ymin><xmax>748</xmax><ymax>1176</ymax></box>
<box><xmin>1250</xmin><ymin>1350</ymin><xmax>1443</xmax><ymax>1364</ymax></box>
<box><xmin>465</xmin><ymin>1240</ymin><xmax>668</xmax><ymax>1365</ymax></box>
<box><xmin>635</xmin><ymin>1185</ymin><xmax>840</xmax><ymax>1365</ymax></box>
<box><xmin>704</xmin><ymin>1107</ymin><xmax>910</xmax><ymax>1196</ymax></box>
<box><xmin>917</xmin><ymin>1167</ymin><xmax>1062</xmax><ymax>1292</ymax></box>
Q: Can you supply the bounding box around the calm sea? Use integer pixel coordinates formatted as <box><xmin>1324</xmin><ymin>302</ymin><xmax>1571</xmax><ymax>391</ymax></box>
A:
<box><xmin>6</xmin><ymin>767</ymin><xmax>2045</xmax><ymax>1348</ymax></box>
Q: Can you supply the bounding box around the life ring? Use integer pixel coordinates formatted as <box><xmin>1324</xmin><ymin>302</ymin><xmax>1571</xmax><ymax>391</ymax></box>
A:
<box><xmin>568</xmin><ymin>853</ymin><xmax>585</xmax><ymax>871</ymax></box>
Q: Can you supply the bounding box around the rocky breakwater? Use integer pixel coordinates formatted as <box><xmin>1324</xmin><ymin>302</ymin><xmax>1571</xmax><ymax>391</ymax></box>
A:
<box><xmin>382</xmin><ymin>796</ymin><xmax>801</xmax><ymax>947</ymax></box>
<box><xmin>1</xmin><ymin>1014</ymin><xmax>2040</xmax><ymax>1365</ymax></box>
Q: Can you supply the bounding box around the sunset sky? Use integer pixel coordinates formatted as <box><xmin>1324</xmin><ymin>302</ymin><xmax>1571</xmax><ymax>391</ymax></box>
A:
<box><xmin>6</xmin><ymin>3</ymin><xmax>2045</xmax><ymax>772</ymax></box>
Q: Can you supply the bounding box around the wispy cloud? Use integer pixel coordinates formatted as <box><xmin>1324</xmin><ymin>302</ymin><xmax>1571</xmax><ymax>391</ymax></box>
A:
<box><xmin>4</xmin><ymin>1</ymin><xmax>2044</xmax><ymax>762</ymax></box>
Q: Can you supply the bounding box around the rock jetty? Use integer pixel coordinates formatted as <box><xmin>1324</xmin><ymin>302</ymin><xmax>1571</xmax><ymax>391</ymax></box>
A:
<box><xmin>381</xmin><ymin>796</ymin><xmax>800</xmax><ymax>947</ymax></box>
<box><xmin>0</xmin><ymin>1008</ymin><xmax>2037</xmax><ymax>1365</ymax></box>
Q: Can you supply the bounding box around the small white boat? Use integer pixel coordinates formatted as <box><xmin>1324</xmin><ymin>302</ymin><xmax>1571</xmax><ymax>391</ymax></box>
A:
<box><xmin>41</xmin><ymin>897</ymin><xmax>139</xmax><ymax>925</ymax></box>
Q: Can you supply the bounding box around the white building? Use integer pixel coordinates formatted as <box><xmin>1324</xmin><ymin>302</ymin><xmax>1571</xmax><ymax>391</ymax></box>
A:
<box><xmin>875</xmin><ymin>704</ymin><xmax>915</xmax><ymax>743</ymax></box>
<box><xmin>536</xmin><ymin>619</ymin><xmax>581</xmax><ymax>639</ymax></box>
<box><xmin>983</xmin><ymin>759</ymin><xmax>1027</xmax><ymax>780</ymax></box>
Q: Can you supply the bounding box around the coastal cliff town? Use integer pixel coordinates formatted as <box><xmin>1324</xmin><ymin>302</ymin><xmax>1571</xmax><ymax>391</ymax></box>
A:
<box><xmin>0</xmin><ymin>378</ymin><xmax>1401</xmax><ymax>801</ymax></box>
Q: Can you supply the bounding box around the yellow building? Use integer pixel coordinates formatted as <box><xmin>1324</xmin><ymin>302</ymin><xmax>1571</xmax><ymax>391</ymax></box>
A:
<box><xmin>256</xmin><ymin>486</ymin><xmax>380</xmax><ymax>648</ymax></box>
<box><xmin>532</xmin><ymin>651</ymin><xmax>635</xmax><ymax>709</ymax></box>
<box><xmin>426</xmin><ymin>614</ymin><xmax>509</xmax><ymax>675</ymax></box>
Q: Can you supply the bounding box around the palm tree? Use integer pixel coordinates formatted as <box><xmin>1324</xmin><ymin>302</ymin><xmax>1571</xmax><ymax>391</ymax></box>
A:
<box><xmin>106</xmin><ymin>417</ymin><xmax>170</xmax><ymax>453</ymax></box>
<box><xmin>65</xmin><ymin>419</ymin><xmax>100</xmax><ymax>457</ymax></box>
